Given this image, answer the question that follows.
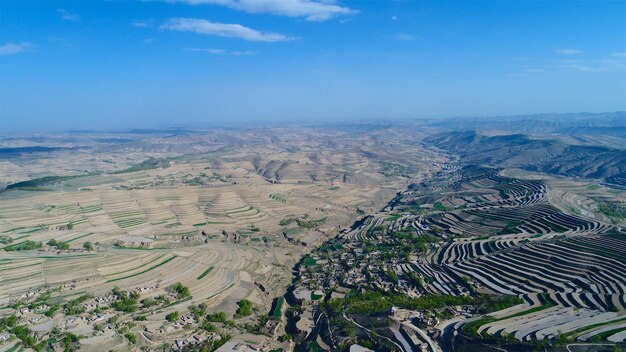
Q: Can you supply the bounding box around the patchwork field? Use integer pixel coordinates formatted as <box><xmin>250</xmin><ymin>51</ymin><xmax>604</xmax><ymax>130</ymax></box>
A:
<box><xmin>401</xmin><ymin>167</ymin><xmax>626</xmax><ymax>346</ymax></box>
<box><xmin>2</xmin><ymin>123</ymin><xmax>623</xmax><ymax>351</ymax></box>
<box><xmin>294</xmin><ymin>163</ymin><xmax>625</xmax><ymax>351</ymax></box>
<box><xmin>0</xmin><ymin>126</ymin><xmax>439</xmax><ymax>351</ymax></box>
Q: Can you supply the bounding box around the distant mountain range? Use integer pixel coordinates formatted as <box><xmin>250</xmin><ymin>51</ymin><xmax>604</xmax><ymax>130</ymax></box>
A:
<box><xmin>423</xmin><ymin>130</ymin><xmax>626</xmax><ymax>186</ymax></box>
<box><xmin>0</xmin><ymin>146</ymin><xmax>78</xmax><ymax>158</ymax></box>
<box><xmin>426</xmin><ymin>111</ymin><xmax>626</xmax><ymax>135</ymax></box>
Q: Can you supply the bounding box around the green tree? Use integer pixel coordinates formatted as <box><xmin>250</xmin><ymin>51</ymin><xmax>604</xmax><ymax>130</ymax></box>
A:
<box><xmin>125</xmin><ymin>332</ymin><xmax>137</xmax><ymax>344</ymax></box>
<box><xmin>166</xmin><ymin>311</ymin><xmax>179</xmax><ymax>322</ymax></box>
<box><xmin>278</xmin><ymin>333</ymin><xmax>293</xmax><ymax>342</ymax></box>
<box><xmin>169</xmin><ymin>282</ymin><xmax>190</xmax><ymax>299</ymax></box>
<box><xmin>234</xmin><ymin>299</ymin><xmax>253</xmax><ymax>318</ymax></box>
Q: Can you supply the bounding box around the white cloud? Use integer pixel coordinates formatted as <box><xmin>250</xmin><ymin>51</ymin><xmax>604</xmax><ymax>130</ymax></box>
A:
<box><xmin>170</xmin><ymin>0</ymin><xmax>357</xmax><ymax>21</ymax></box>
<box><xmin>561</xmin><ymin>62</ymin><xmax>594</xmax><ymax>72</ymax></box>
<box><xmin>133</xmin><ymin>21</ymin><xmax>150</xmax><ymax>28</ymax></box>
<box><xmin>391</xmin><ymin>15</ymin><xmax>397</xmax><ymax>21</ymax></box>
<box><xmin>393</xmin><ymin>33</ymin><xmax>415</xmax><ymax>42</ymax></box>
<box><xmin>611</xmin><ymin>52</ymin><xmax>626</xmax><ymax>58</ymax></box>
<box><xmin>161</xmin><ymin>18</ymin><xmax>294</xmax><ymax>42</ymax></box>
<box><xmin>188</xmin><ymin>48</ymin><xmax>227</xmax><ymax>54</ymax></box>
<box><xmin>557</xmin><ymin>55</ymin><xmax>626</xmax><ymax>72</ymax></box>
<box><xmin>0</xmin><ymin>42</ymin><xmax>33</xmax><ymax>56</ymax></box>
<box><xmin>185</xmin><ymin>48</ymin><xmax>257</xmax><ymax>55</ymax></box>
<box><xmin>599</xmin><ymin>57</ymin><xmax>626</xmax><ymax>70</ymax></box>
<box><xmin>143</xmin><ymin>38</ymin><xmax>156</xmax><ymax>44</ymax></box>
<box><xmin>525</xmin><ymin>68</ymin><xmax>544</xmax><ymax>73</ymax></box>
<box><xmin>58</xmin><ymin>9</ymin><xmax>80</xmax><ymax>22</ymax></box>
<box><xmin>556</xmin><ymin>49</ymin><xmax>582</xmax><ymax>55</ymax></box>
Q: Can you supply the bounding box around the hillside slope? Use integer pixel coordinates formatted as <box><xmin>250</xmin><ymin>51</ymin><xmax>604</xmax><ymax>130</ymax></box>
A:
<box><xmin>423</xmin><ymin>131</ymin><xmax>626</xmax><ymax>186</ymax></box>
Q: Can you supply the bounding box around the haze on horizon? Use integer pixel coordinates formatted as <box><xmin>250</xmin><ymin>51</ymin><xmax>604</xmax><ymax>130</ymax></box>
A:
<box><xmin>1</xmin><ymin>0</ymin><xmax>625</xmax><ymax>132</ymax></box>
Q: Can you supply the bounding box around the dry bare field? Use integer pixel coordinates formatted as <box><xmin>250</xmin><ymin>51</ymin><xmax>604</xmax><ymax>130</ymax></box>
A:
<box><xmin>0</xmin><ymin>125</ymin><xmax>441</xmax><ymax>351</ymax></box>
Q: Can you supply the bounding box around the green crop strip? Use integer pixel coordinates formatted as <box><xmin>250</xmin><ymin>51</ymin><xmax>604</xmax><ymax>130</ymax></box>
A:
<box><xmin>106</xmin><ymin>256</ymin><xmax>176</xmax><ymax>283</ymax></box>
<box><xmin>196</xmin><ymin>266</ymin><xmax>214</xmax><ymax>280</ymax></box>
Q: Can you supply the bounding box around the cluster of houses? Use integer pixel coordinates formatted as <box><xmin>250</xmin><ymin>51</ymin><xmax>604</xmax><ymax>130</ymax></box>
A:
<box><xmin>3</xmin><ymin>282</ymin><xmax>210</xmax><ymax>350</ymax></box>
<box><xmin>215</xmin><ymin>338</ymin><xmax>275</xmax><ymax>352</ymax></box>
<box><xmin>171</xmin><ymin>331</ymin><xmax>217</xmax><ymax>350</ymax></box>
<box><xmin>115</xmin><ymin>236</ymin><xmax>155</xmax><ymax>248</ymax></box>
<box><xmin>286</xmin><ymin>209</ymin><xmax>483</xmax><ymax>351</ymax></box>
<box><xmin>295</xmin><ymin>239</ymin><xmax>431</xmax><ymax>302</ymax></box>
<box><xmin>39</xmin><ymin>247</ymin><xmax>90</xmax><ymax>254</ymax></box>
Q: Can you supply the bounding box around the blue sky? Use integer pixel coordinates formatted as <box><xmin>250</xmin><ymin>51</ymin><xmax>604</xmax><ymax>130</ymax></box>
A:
<box><xmin>1</xmin><ymin>0</ymin><xmax>625</xmax><ymax>131</ymax></box>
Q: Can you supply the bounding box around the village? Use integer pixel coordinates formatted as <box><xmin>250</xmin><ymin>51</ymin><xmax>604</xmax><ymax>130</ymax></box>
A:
<box><xmin>285</xmin><ymin>166</ymin><xmax>626</xmax><ymax>351</ymax></box>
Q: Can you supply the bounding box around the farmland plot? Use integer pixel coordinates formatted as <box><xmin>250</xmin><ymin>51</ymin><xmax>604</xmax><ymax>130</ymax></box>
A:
<box><xmin>0</xmin><ymin>127</ymin><xmax>434</xmax><ymax>352</ymax></box>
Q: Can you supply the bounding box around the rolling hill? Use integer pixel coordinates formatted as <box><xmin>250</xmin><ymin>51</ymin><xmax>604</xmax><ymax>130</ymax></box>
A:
<box><xmin>423</xmin><ymin>131</ymin><xmax>626</xmax><ymax>186</ymax></box>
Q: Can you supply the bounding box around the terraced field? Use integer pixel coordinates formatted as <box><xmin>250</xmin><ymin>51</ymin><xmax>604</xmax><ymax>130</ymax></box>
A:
<box><xmin>394</xmin><ymin>167</ymin><xmax>626</xmax><ymax>345</ymax></box>
<box><xmin>3</xmin><ymin>125</ymin><xmax>622</xmax><ymax>351</ymax></box>
<box><xmin>332</xmin><ymin>165</ymin><xmax>626</xmax><ymax>347</ymax></box>
<box><xmin>0</xmin><ymin>126</ymin><xmax>439</xmax><ymax>351</ymax></box>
